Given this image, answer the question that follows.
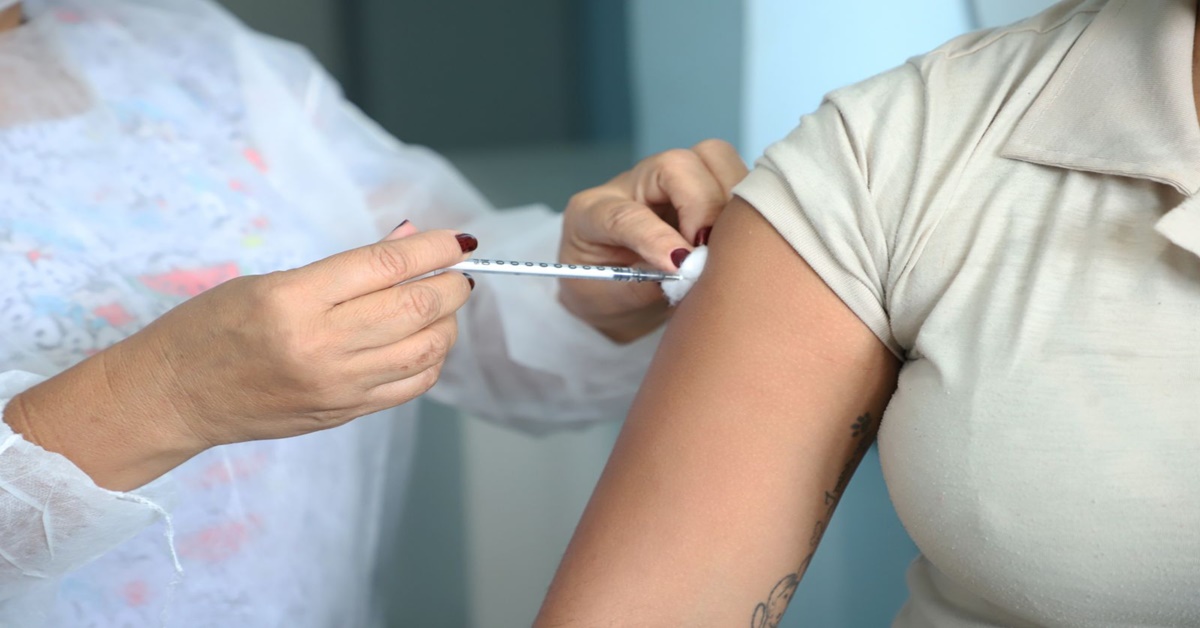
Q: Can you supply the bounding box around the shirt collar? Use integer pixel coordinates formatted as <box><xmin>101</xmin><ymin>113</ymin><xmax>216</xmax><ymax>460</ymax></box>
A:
<box><xmin>1001</xmin><ymin>0</ymin><xmax>1200</xmax><ymax>195</ymax></box>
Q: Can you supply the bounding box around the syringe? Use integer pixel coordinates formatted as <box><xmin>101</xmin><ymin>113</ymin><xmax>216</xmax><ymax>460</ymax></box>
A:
<box><xmin>447</xmin><ymin>258</ymin><xmax>681</xmax><ymax>283</ymax></box>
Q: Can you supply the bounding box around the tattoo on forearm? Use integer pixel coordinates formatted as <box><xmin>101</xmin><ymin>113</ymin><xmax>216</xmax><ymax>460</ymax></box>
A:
<box><xmin>749</xmin><ymin>412</ymin><xmax>876</xmax><ymax>628</ymax></box>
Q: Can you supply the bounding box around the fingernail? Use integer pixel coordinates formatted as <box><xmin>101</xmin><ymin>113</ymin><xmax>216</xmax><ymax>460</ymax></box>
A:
<box><xmin>670</xmin><ymin>248</ymin><xmax>691</xmax><ymax>268</ymax></box>
<box><xmin>464</xmin><ymin>273</ymin><xmax>475</xmax><ymax>290</ymax></box>
<box><xmin>455</xmin><ymin>233</ymin><xmax>478</xmax><ymax>253</ymax></box>
<box><xmin>396</xmin><ymin>219</ymin><xmax>410</xmax><ymax>229</ymax></box>
<box><xmin>694</xmin><ymin>226</ymin><xmax>712</xmax><ymax>247</ymax></box>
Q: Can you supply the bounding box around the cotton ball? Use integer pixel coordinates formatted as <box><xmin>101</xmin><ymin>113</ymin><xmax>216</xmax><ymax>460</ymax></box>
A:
<box><xmin>662</xmin><ymin>245</ymin><xmax>708</xmax><ymax>306</ymax></box>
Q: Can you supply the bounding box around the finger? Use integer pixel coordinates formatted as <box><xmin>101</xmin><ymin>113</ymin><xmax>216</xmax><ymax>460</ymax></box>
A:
<box><xmin>690</xmin><ymin>139</ymin><xmax>749</xmax><ymax>198</ymax></box>
<box><xmin>299</xmin><ymin>230</ymin><xmax>477</xmax><ymax>304</ymax></box>
<box><xmin>688</xmin><ymin>140</ymin><xmax>749</xmax><ymax>246</ymax></box>
<box><xmin>577</xmin><ymin>198</ymin><xmax>692</xmax><ymax>272</ymax></box>
<box><xmin>352</xmin><ymin>315</ymin><xmax>458</xmax><ymax>388</ymax></box>
<box><xmin>632</xmin><ymin>148</ymin><xmax>727</xmax><ymax>245</ymax></box>
<box><xmin>363</xmin><ymin>359</ymin><xmax>446</xmax><ymax>412</ymax></box>
<box><xmin>383</xmin><ymin>220</ymin><xmax>419</xmax><ymax>241</ymax></box>
<box><xmin>333</xmin><ymin>268</ymin><xmax>472</xmax><ymax>350</ymax></box>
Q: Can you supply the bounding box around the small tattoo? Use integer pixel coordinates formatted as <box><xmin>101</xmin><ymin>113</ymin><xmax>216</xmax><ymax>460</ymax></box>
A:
<box><xmin>747</xmin><ymin>412</ymin><xmax>877</xmax><ymax>626</ymax></box>
<box><xmin>750</xmin><ymin>573</ymin><xmax>799</xmax><ymax>628</ymax></box>
<box><xmin>851</xmin><ymin>413</ymin><xmax>872</xmax><ymax>438</ymax></box>
<box><xmin>797</xmin><ymin>552</ymin><xmax>814</xmax><ymax>575</ymax></box>
<box><xmin>808</xmin><ymin>520</ymin><xmax>825</xmax><ymax>546</ymax></box>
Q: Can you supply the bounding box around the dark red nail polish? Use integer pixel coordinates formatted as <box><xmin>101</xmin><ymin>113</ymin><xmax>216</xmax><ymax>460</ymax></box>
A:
<box><xmin>455</xmin><ymin>233</ymin><xmax>478</xmax><ymax>253</ymax></box>
<box><xmin>671</xmin><ymin>248</ymin><xmax>691</xmax><ymax>268</ymax></box>
<box><xmin>464</xmin><ymin>273</ymin><xmax>475</xmax><ymax>290</ymax></box>
<box><xmin>694</xmin><ymin>226</ymin><xmax>712</xmax><ymax>247</ymax></box>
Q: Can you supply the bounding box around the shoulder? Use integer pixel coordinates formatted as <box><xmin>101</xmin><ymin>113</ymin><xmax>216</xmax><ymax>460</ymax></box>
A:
<box><xmin>803</xmin><ymin>0</ymin><xmax>1110</xmax><ymax>209</ymax></box>
<box><xmin>826</xmin><ymin>0</ymin><xmax>1105</xmax><ymax>113</ymax></box>
<box><xmin>922</xmin><ymin>0</ymin><xmax>1104</xmax><ymax>68</ymax></box>
<box><xmin>792</xmin><ymin>0</ymin><xmax>1107</xmax><ymax>185</ymax></box>
<box><xmin>902</xmin><ymin>0</ymin><xmax>1106</xmax><ymax>110</ymax></box>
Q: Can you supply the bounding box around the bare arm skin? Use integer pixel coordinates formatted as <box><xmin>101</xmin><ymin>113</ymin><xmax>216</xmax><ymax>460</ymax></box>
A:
<box><xmin>535</xmin><ymin>199</ymin><xmax>900</xmax><ymax>627</ymax></box>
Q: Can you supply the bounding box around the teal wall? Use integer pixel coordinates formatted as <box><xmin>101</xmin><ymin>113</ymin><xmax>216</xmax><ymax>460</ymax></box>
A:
<box><xmin>383</xmin><ymin>402</ymin><xmax>470</xmax><ymax>627</ymax></box>
<box><xmin>628</xmin><ymin>0</ymin><xmax>743</xmax><ymax>157</ymax></box>
<box><xmin>344</xmin><ymin>0</ymin><xmax>631</xmax><ymax>150</ymax></box>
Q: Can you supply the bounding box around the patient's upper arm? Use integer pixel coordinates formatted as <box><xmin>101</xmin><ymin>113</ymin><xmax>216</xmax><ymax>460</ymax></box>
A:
<box><xmin>536</xmin><ymin>198</ymin><xmax>900</xmax><ymax>627</ymax></box>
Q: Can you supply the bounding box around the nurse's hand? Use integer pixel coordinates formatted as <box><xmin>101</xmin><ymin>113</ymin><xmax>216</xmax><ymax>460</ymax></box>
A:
<box><xmin>3</xmin><ymin>225</ymin><xmax>475</xmax><ymax>491</ymax></box>
<box><xmin>558</xmin><ymin>139</ymin><xmax>747</xmax><ymax>343</ymax></box>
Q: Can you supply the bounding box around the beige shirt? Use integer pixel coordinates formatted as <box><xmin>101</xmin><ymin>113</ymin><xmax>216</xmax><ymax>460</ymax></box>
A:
<box><xmin>734</xmin><ymin>0</ymin><xmax>1200</xmax><ymax>625</ymax></box>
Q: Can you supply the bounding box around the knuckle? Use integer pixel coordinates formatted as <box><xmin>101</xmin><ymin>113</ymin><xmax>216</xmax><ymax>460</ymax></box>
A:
<box><xmin>426</xmin><ymin>323</ymin><xmax>457</xmax><ymax>359</ymax></box>
<box><xmin>653</xmin><ymin>148</ymin><xmax>699</xmax><ymax>173</ymax></box>
<box><xmin>407</xmin><ymin>326</ymin><xmax>455</xmax><ymax>370</ymax></box>
<box><xmin>566</xmin><ymin>188</ymin><xmax>600</xmax><ymax>214</ymax></box>
<box><xmin>604</xmin><ymin>202</ymin><xmax>647</xmax><ymax>234</ymax></box>
<box><xmin>243</xmin><ymin>278</ymin><xmax>304</xmax><ymax>335</ymax></box>
<box><xmin>567</xmin><ymin>187</ymin><xmax>624</xmax><ymax>223</ymax></box>
<box><xmin>369</xmin><ymin>245</ymin><xmax>413</xmax><ymax>281</ymax></box>
<box><xmin>413</xmin><ymin>363</ymin><xmax>443</xmax><ymax>395</ymax></box>
<box><xmin>244</xmin><ymin>274</ymin><xmax>288</xmax><ymax>310</ymax></box>
<box><xmin>693</xmin><ymin>138</ymin><xmax>735</xmax><ymax>155</ymax></box>
<box><xmin>278</xmin><ymin>330</ymin><xmax>324</xmax><ymax>372</ymax></box>
<box><xmin>270</xmin><ymin>275</ymin><xmax>322</xmax><ymax>318</ymax></box>
<box><xmin>401</xmin><ymin>283</ymin><xmax>444</xmax><ymax>323</ymax></box>
<box><xmin>226</xmin><ymin>272</ymin><xmax>264</xmax><ymax>294</ymax></box>
<box><xmin>265</xmin><ymin>320</ymin><xmax>329</xmax><ymax>376</ymax></box>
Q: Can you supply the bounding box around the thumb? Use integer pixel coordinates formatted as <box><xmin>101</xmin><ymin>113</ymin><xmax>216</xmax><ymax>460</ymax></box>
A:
<box><xmin>383</xmin><ymin>220</ymin><xmax>419</xmax><ymax>241</ymax></box>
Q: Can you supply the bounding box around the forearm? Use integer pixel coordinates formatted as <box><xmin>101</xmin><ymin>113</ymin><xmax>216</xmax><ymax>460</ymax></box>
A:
<box><xmin>2</xmin><ymin>340</ymin><xmax>202</xmax><ymax>492</ymax></box>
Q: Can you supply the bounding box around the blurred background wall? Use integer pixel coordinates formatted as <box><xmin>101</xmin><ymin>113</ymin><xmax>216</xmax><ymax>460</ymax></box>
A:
<box><xmin>219</xmin><ymin>1</ymin><xmax>1057</xmax><ymax>626</ymax></box>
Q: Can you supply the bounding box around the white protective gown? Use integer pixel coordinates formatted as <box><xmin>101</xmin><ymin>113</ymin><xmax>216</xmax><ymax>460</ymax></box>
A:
<box><xmin>0</xmin><ymin>1</ymin><xmax>658</xmax><ymax>625</ymax></box>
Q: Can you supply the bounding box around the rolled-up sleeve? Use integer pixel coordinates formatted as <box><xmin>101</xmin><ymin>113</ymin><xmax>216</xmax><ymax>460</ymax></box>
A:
<box><xmin>733</xmin><ymin>63</ymin><xmax>928</xmax><ymax>359</ymax></box>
